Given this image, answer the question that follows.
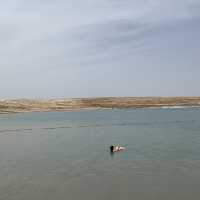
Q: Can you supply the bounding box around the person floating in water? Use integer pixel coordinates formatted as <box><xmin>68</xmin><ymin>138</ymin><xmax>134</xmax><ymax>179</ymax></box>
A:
<box><xmin>110</xmin><ymin>145</ymin><xmax>125</xmax><ymax>153</ymax></box>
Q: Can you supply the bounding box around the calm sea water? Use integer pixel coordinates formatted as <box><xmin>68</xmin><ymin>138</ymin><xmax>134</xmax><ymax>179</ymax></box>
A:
<box><xmin>0</xmin><ymin>108</ymin><xmax>200</xmax><ymax>200</ymax></box>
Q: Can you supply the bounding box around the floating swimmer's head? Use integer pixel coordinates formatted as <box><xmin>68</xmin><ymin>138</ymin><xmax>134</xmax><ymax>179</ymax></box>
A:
<box><xmin>110</xmin><ymin>145</ymin><xmax>114</xmax><ymax>152</ymax></box>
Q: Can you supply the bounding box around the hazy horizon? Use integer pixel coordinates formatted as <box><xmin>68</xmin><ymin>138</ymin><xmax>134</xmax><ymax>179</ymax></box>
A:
<box><xmin>1</xmin><ymin>96</ymin><xmax>200</xmax><ymax>101</ymax></box>
<box><xmin>1</xmin><ymin>0</ymin><xmax>200</xmax><ymax>98</ymax></box>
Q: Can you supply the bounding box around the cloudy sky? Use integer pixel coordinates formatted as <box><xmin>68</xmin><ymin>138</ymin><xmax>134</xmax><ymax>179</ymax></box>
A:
<box><xmin>0</xmin><ymin>0</ymin><xmax>200</xmax><ymax>98</ymax></box>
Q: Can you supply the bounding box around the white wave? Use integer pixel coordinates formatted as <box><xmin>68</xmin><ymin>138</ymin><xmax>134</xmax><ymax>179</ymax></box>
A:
<box><xmin>160</xmin><ymin>106</ymin><xmax>200</xmax><ymax>109</ymax></box>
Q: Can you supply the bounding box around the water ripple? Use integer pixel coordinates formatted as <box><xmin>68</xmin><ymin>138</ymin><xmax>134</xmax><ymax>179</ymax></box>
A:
<box><xmin>0</xmin><ymin>119</ymin><xmax>198</xmax><ymax>134</ymax></box>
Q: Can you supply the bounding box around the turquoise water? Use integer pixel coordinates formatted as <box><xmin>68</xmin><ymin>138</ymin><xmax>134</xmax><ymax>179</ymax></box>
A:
<box><xmin>0</xmin><ymin>108</ymin><xmax>200</xmax><ymax>200</ymax></box>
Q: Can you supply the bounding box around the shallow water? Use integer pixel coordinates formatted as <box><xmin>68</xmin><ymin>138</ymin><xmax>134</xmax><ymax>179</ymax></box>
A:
<box><xmin>0</xmin><ymin>108</ymin><xmax>200</xmax><ymax>200</ymax></box>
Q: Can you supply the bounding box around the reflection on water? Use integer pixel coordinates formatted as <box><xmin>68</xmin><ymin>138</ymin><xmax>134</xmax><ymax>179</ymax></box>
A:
<box><xmin>0</xmin><ymin>108</ymin><xmax>200</xmax><ymax>200</ymax></box>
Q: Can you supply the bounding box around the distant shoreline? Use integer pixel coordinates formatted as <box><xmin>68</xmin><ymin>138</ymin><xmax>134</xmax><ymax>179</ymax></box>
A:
<box><xmin>1</xmin><ymin>97</ymin><xmax>200</xmax><ymax>114</ymax></box>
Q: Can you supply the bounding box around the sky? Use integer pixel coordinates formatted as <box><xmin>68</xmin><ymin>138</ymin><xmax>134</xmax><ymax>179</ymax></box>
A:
<box><xmin>0</xmin><ymin>0</ymin><xmax>200</xmax><ymax>98</ymax></box>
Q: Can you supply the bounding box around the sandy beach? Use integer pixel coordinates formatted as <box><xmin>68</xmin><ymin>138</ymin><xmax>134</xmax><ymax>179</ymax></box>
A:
<box><xmin>1</xmin><ymin>97</ymin><xmax>200</xmax><ymax>114</ymax></box>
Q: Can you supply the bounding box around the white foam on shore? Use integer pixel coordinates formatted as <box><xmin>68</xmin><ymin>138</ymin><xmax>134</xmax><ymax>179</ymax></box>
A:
<box><xmin>136</xmin><ymin>105</ymin><xmax>200</xmax><ymax>110</ymax></box>
<box><xmin>160</xmin><ymin>106</ymin><xmax>200</xmax><ymax>109</ymax></box>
